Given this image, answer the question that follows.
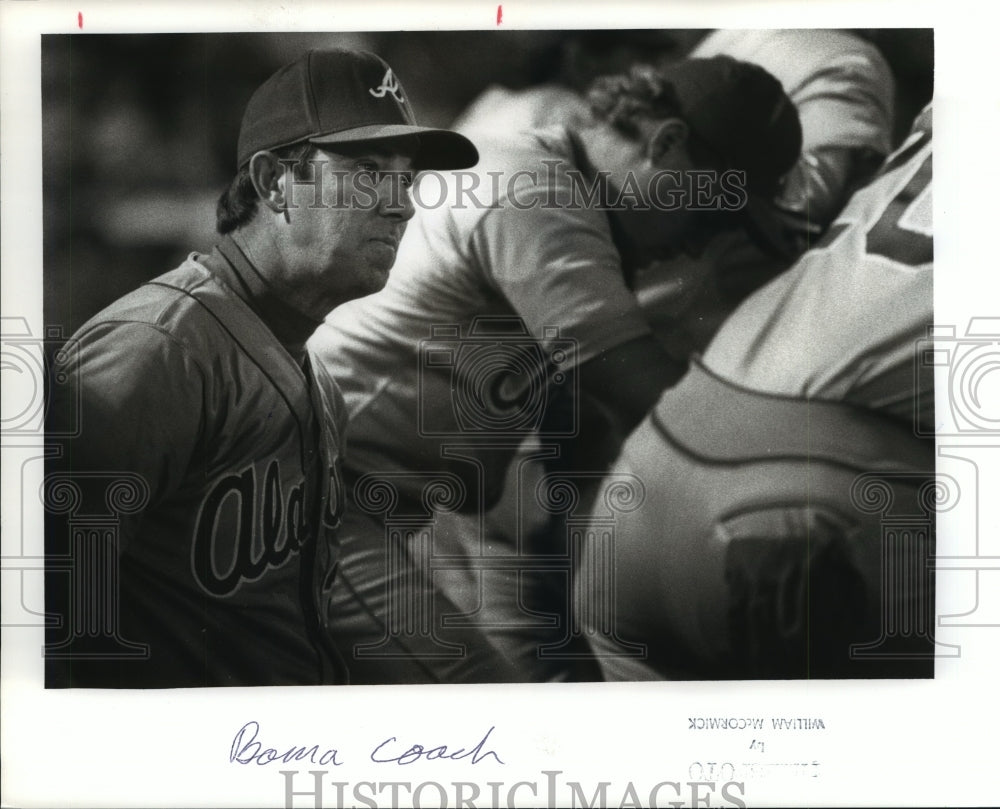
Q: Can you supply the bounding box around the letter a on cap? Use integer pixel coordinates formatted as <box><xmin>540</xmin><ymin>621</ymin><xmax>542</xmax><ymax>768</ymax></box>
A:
<box><xmin>369</xmin><ymin>69</ymin><xmax>404</xmax><ymax>103</ymax></box>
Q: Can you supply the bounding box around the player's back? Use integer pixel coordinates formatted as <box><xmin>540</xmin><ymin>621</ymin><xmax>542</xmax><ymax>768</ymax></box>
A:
<box><xmin>312</xmin><ymin>124</ymin><xmax>630</xmax><ymax>504</ymax></box>
<box><xmin>703</xmin><ymin>104</ymin><xmax>932</xmax><ymax>426</ymax></box>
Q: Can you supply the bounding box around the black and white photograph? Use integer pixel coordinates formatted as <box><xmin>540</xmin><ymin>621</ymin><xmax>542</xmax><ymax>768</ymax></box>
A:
<box><xmin>2</xmin><ymin>2</ymin><xmax>998</xmax><ymax>808</ymax></box>
<box><xmin>40</xmin><ymin>25</ymin><xmax>938</xmax><ymax>687</ymax></box>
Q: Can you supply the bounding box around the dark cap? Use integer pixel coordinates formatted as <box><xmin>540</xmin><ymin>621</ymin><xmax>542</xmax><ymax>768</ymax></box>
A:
<box><xmin>666</xmin><ymin>55</ymin><xmax>802</xmax><ymax>197</ymax></box>
<box><xmin>236</xmin><ymin>49</ymin><xmax>479</xmax><ymax>171</ymax></box>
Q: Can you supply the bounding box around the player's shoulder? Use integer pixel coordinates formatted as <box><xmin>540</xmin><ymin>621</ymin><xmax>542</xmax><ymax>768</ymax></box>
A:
<box><xmin>693</xmin><ymin>28</ymin><xmax>884</xmax><ymax>65</ymax></box>
<box><xmin>462</xmin><ymin>124</ymin><xmax>607</xmax><ymax>222</ymax></box>
<box><xmin>692</xmin><ymin>29</ymin><xmax>891</xmax><ymax>100</ymax></box>
<box><xmin>306</xmin><ymin>346</ymin><xmax>349</xmax><ymax>423</ymax></box>
<box><xmin>466</xmin><ymin>124</ymin><xmax>579</xmax><ymax>180</ymax></box>
<box><xmin>412</xmin><ymin>123</ymin><xmax>603</xmax><ymax>246</ymax></box>
<box><xmin>910</xmin><ymin>102</ymin><xmax>932</xmax><ymax>140</ymax></box>
<box><xmin>833</xmin><ymin>102</ymin><xmax>932</xmax><ymax>225</ymax></box>
<box><xmin>72</xmin><ymin>255</ymin><xmax>236</xmax><ymax>351</ymax></box>
<box><xmin>454</xmin><ymin>84</ymin><xmax>585</xmax><ymax>137</ymax></box>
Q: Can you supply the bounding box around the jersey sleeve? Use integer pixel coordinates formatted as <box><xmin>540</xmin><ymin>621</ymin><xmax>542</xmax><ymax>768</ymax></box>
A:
<box><xmin>47</xmin><ymin>320</ymin><xmax>208</xmax><ymax>552</ymax></box>
<box><xmin>693</xmin><ymin>29</ymin><xmax>895</xmax><ymax>156</ymax></box>
<box><xmin>791</xmin><ymin>46</ymin><xmax>895</xmax><ymax>156</ymax></box>
<box><xmin>702</xmin><ymin>109</ymin><xmax>933</xmax><ymax>421</ymax></box>
<box><xmin>468</xmin><ymin>176</ymin><xmax>650</xmax><ymax>365</ymax></box>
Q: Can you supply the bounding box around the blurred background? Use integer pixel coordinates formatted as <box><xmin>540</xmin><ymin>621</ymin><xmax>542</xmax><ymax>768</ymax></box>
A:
<box><xmin>42</xmin><ymin>30</ymin><xmax>933</xmax><ymax>334</ymax></box>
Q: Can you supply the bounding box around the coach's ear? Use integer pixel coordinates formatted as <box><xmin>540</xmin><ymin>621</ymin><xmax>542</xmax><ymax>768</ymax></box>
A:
<box><xmin>646</xmin><ymin>118</ymin><xmax>689</xmax><ymax>166</ymax></box>
<box><xmin>248</xmin><ymin>150</ymin><xmax>287</xmax><ymax>213</ymax></box>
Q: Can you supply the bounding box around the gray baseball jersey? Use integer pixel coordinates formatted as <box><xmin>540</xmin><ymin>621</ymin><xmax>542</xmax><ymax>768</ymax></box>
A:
<box><xmin>46</xmin><ymin>238</ymin><xmax>349</xmax><ymax>687</ymax></box>
<box><xmin>310</xmin><ymin>126</ymin><xmax>650</xmax><ymax>682</ymax></box>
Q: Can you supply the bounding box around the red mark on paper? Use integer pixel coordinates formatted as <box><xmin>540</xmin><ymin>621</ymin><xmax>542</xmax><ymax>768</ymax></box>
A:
<box><xmin>497</xmin><ymin>5</ymin><xmax>502</xmax><ymax>25</ymax></box>
<box><xmin>78</xmin><ymin>12</ymin><xmax>83</xmax><ymax>28</ymax></box>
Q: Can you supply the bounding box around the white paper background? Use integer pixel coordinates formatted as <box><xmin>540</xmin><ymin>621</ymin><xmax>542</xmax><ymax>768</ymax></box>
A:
<box><xmin>3</xmin><ymin>2</ymin><xmax>998</xmax><ymax>807</ymax></box>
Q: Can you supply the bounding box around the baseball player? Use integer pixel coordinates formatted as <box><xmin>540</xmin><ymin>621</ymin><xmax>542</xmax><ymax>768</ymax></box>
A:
<box><xmin>690</xmin><ymin>28</ymin><xmax>895</xmax><ymax>247</ymax></box>
<box><xmin>311</xmin><ymin>56</ymin><xmax>803</xmax><ymax>682</ymax></box>
<box><xmin>455</xmin><ymin>29</ymin><xmax>897</xmax><ymax>356</ymax></box>
<box><xmin>43</xmin><ymin>48</ymin><xmax>480</xmax><ymax>688</ymax></box>
<box><xmin>575</xmin><ymin>104</ymin><xmax>934</xmax><ymax>680</ymax></box>
<box><xmin>637</xmin><ymin>28</ymin><xmax>898</xmax><ymax>355</ymax></box>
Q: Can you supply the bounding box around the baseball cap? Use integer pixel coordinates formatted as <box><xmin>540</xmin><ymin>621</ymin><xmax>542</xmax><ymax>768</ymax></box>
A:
<box><xmin>665</xmin><ymin>55</ymin><xmax>802</xmax><ymax>198</ymax></box>
<box><xmin>236</xmin><ymin>49</ymin><xmax>478</xmax><ymax>171</ymax></box>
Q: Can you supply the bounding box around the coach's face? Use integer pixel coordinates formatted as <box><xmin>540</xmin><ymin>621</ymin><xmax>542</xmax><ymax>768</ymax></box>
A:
<box><xmin>258</xmin><ymin>142</ymin><xmax>417</xmax><ymax>317</ymax></box>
